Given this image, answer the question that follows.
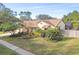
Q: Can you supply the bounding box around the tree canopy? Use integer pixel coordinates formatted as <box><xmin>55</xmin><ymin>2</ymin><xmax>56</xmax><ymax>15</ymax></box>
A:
<box><xmin>19</xmin><ymin>11</ymin><xmax>32</xmax><ymax>20</ymax></box>
<box><xmin>0</xmin><ymin>3</ymin><xmax>20</xmax><ymax>31</ymax></box>
<box><xmin>0</xmin><ymin>22</ymin><xmax>19</xmax><ymax>32</ymax></box>
<box><xmin>36</xmin><ymin>14</ymin><xmax>54</xmax><ymax>20</ymax></box>
<box><xmin>63</xmin><ymin>10</ymin><xmax>79</xmax><ymax>23</ymax></box>
<box><xmin>0</xmin><ymin>3</ymin><xmax>19</xmax><ymax>23</ymax></box>
<box><xmin>63</xmin><ymin>10</ymin><xmax>79</xmax><ymax>29</ymax></box>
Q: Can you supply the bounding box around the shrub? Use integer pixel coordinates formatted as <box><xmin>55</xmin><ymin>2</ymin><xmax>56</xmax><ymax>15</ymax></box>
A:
<box><xmin>33</xmin><ymin>29</ymin><xmax>43</xmax><ymax>37</ymax></box>
<box><xmin>0</xmin><ymin>22</ymin><xmax>19</xmax><ymax>32</ymax></box>
<box><xmin>46</xmin><ymin>28</ymin><xmax>63</xmax><ymax>41</ymax></box>
<box><xmin>72</xmin><ymin>22</ymin><xmax>79</xmax><ymax>30</ymax></box>
<box><xmin>33</xmin><ymin>31</ymin><xmax>41</xmax><ymax>37</ymax></box>
<box><xmin>35</xmin><ymin>28</ymin><xmax>44</xmax><ymax>33</ymax></box>
<box><xmin>33</xmin><ymin>28</ymin><xmax>63</xmax><ymax>41</ymax></box>
<box><xmin>33</xmin><ymin>28</ymin><xmax>46</xmax><ymax>37</ymax></box>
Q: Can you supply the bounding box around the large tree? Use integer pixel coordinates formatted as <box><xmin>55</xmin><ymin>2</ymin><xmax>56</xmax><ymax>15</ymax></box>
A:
<box><xmin>19</xmin><ymin>11</ymin><xmax>32</xmax><ymax>20</ymax></box>
<box><xmin>63</xmin><ymin>10</ymin><xmax>79</xmax><ymax>29</ymax></box>
<box><xmin>0</xmin><ymin>3</ymin><xmax>20</xmax><ymax>32</ymax></box>
<box><xmin>63</xmin><ymin>10</ymin><xmax>79</xmax><ymax>23</ymax></box>
<box><xmin>0</xmin><ymin>3</ymin><xmax>19</xmax><ymax>23</ymax></box>
<box><xmin>36</xmin><ymin>14</ymin><xmax>53</xmax><ymax>20</ymax></box>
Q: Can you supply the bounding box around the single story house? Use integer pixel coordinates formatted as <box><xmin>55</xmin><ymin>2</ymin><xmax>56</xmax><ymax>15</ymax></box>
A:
<box><xmin>38</xmin><ymin>19</ymin><xmax>65</xmax><ymax>30</ymax></box>
<box><xmin>21</xmin><ymin>20</ymin><xmax>39</xmax><ymax>32</ymax></box>
<box><xmin>21</xmin><ymin>19</ymin><xmax>65</xmax><ymax>31</ymax></box>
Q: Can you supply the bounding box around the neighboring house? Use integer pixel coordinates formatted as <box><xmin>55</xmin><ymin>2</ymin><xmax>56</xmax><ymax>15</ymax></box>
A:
<box><xmin>22</xmin><ymin>20</ymin><xmax>38</xmax><ymax>28</ymax></box>
<box><xmin>21</xmin><ymin>19</ymin><xmax>65</xmax><ymax>31</ymax></box>
<box><xmin>21</xmin><ymin>20</ymin><xmax>39</xmax><ymax>32</ymax></box>
<box><xmin>38</xmin><ymin>19</ymin><xmax>65</xmax><ymax>30</ymax></box>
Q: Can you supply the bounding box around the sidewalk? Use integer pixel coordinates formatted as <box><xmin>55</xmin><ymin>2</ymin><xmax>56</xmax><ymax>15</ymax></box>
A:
<box><xmin>0</xmin><ymin>40</ymin><xmax>34</xmax><ymax>55</ymax></box>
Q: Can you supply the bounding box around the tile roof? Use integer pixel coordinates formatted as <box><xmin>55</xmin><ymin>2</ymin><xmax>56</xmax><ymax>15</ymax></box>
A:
<box><xmin>44</xmin><ymin>19</ymin><xmax>62</xmax><ymax>27</ymax></box>
<box><xmin>22</xmin><ymin>20</ymin><xmax>39</xmax><ymax>28</ymax></box>
<box><xmin>21</xmin><ymin>19</ymin><xmax>62</xmax><ymax>28</ymax></box>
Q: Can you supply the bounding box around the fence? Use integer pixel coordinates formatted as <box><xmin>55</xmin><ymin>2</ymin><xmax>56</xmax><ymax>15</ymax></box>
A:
<box><xmin>63</xmin><ymin>30</ymin><xmax>79</xmax><ymax>38</ymax></box>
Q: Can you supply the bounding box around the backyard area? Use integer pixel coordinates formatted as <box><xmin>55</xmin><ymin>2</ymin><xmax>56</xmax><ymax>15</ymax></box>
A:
<box><xmin>2</xmin><ymin>36</ymin><xmax>79</xmax><ymax>55</ymax></box>
<box><xmin>0</xmin><ymin>45</ymin><xmax>17</xmax><ymax>55</ymax></box>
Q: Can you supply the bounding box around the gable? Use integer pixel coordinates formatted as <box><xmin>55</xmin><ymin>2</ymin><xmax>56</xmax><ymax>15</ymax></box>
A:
<box><xmin>44</xmin><ymin>19</ymin><xmax>62</xmax><ymax>27</ymax></box>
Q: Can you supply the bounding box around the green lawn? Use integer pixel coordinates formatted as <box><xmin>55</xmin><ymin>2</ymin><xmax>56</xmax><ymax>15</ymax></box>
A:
<box><xmin>0</xmin><ymin>32</ymin><xmax>5</xmax><ymax>34</ymax></box>
<box><xmin>2</xmin><ymin>36</ymin><xmax>79</xmax><ymax>55</ymax></box>
<box><xmin>0</xmin><ymin>45</ymin><xmax>18</xmax><ymax>55</ymax></box>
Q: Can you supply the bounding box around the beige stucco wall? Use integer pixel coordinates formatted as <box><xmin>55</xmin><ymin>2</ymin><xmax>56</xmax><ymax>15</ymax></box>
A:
<box><xmin>38</xmin><ymin>21</ymin><xmax>50</xmax><ymax>30</ymax></box>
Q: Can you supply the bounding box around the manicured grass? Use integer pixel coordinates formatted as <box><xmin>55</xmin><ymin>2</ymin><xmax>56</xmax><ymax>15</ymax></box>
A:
<box><xmin>0</xmin><ymin>45</ymin><xmax>18</xmax><ymax>55</ymax></box>
<box><xmin>2</xmin><ymin>36</ymin><xmax>79</xmax><ymax>55</ymax></box>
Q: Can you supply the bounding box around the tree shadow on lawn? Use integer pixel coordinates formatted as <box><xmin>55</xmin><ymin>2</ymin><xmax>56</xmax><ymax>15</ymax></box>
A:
<box><xmin>9</xmin><ymin>32</ymin><xmax>35</xmax><ymax>39</ymax></box>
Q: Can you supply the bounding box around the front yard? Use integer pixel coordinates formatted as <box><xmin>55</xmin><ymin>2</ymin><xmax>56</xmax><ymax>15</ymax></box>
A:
<box><xmin>0</xmin><ymin>45</ymin><xmax>17</xmax><ymax>55</ymax></box>
<box><xmin>2</xmin><ymin>36</ymin><xmax>79</xmax><ymax>55</ymax></box>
